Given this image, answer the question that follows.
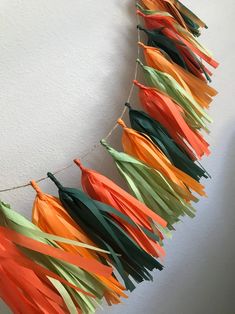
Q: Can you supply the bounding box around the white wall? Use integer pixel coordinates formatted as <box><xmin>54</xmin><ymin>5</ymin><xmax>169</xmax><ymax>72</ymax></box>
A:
<box><xmin>0</xmin><ymin>1</ymin><xmax>234</xmax><ymax>313</ymax></box>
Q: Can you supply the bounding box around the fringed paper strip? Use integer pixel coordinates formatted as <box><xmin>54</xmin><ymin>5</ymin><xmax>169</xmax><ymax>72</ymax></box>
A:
<box><xmin>31</xmin><ymin>180</ymin><xmax>127</xmax><ymax>306</ymax></box>
<box><xmin>136</xmin><ymin>60</ymin><xmax>212</xmax><ymax>131</ymax></box>
<box><xmin>137</xmin><ymin>26</ymin><xmax>218</xmax><ymax>81</ymax></box>
<box><xmin>0</xmin><ymin>229</ymin><xmax>77</xmax><ymax>314</ymax></box>
<box><xmin>101</xmin><ymin>140</ymin><xmax>196</xmax><ymax>229</ymax></box>
<box><xmin>138</xmin><ymin>42</ymin><xmax>218</xmax><ymax>108</ymax></box>
<box><xmin>137</xmin><ymin>7</ymin><xmax>215</xmax><ymax>68</ymax></box>
<box><xmin>0</xmin><ymin>201</ymin><xmax>113</xmax><ymax>314</ymax></box>
<box><xmin>48</xmin><ymin>173</ymin><xmax>164</xmax><ymax>292</ymax></box>
<box><xmin>117</xmin><ymin>118</ymin><xmax>206</xmax><ymax>200</ymax></box>
<box><xmin>137</xmin><ymin>7</ymin><xmax>218</xmax><ymax>73</ymax></box>
<box><xmin>133</xmin><ymin>80</ymin><xmax>210</xmax><ymax>159</ymax></box>
<box><xmin>126</xmin><ymin>105</ymin><xmax>209</xmax><ymax>181</ymax></box>
<box><xmin>74</xmin><ymin>159</ymin><xmax>167</xmax><ymax>256</ymax></box>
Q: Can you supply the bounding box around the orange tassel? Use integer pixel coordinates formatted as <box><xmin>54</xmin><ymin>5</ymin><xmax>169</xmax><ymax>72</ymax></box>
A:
<box><xmin>0</xmin><ymin>230</ymin><xmax>79</xmax><ymax>314</ymax></box>
<box><xmin>134</xmin><ymin>80</ymin><xmax>210</xmax><ymax>159</ymax></box>
<box><xmin>74</xmin><ymin>159</ymin><xmax>167</xmax><ymax>258</ymax></box>
<box><xmin>117</xmin><ymin>118</ymin><xmax>206</xmax><ymax>200</ymax></box>
<box><xmin>139</xmin><ymin>42</ymin><xmax>217</xmax><ymax>108</ymax></box>
<box><xmin>31</xmin><ymin>181</ymin><xmax>127</xmax><ymax>304</ymax></box>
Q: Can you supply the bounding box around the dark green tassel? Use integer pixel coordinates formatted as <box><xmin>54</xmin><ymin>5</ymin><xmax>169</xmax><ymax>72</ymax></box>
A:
<box><xmin>137</xmin><ymin>25</ymin><xmax>211</xmax><ymax>81</ymax></box>
<box><xmin>47</xmin><ymin>172</ymin><xmax>163</xmax><ymax>292</ymax></box>
<box><xmin>126</xmin><ymin>104</ymin><xmax>209</xmax><ymax>181</ymax></box>
<box><xmin>137</xmin><ymin>25</ymin><xmax>188</xmax><ymax>70</ymax></box>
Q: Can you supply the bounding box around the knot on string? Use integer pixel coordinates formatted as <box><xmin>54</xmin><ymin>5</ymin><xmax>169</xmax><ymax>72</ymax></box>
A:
<box><xmin>117</xmin><ymin>118</ymin><xmax>127</xmax><ymax>128</ymax></box>
<box><xmin>74</xmin><ymin>159</ymin><xmax>86</xmax><ymax>171</ymax></box>
<box><xmin>30</xmin><ymin>180</ymin><xmax>46</xmax><ymax>200</ymax></box>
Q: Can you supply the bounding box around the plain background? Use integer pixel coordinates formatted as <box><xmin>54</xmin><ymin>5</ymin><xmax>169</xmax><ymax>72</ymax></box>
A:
<box><xmin>0</xmin><ymin>0</ymin><xmax>234</xmax><ymax>313</ymax></box>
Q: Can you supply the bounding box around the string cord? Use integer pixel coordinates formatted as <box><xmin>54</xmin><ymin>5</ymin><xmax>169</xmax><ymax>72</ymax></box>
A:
<box><xmin>0</xmin><ymin>9</ymin><xmax>141</xmax><ymax>193</ymax></box>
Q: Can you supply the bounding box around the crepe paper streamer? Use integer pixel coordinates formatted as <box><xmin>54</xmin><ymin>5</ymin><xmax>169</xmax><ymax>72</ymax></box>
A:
<box><xmin>138</xmin><ymin>42</ymin><xmax>218</xmax><ymax>109</ymax></box>
<box><xmin>31</xmin><ymin>180</ymin><xmax>127</xmax><ymax>305</ymax></box>
<box><xmin>48</xmin><ymin>172</ymin><xmax>163</xmax><ymax>292</ymax></box>
<box><xmin>137</xmin><ymin>26</ymin><xmax>217</xmax><ymax>81</ymax></box>
<box><xmin>133</xmin><ymin>80</ymin><xmax>210</xmax><ymax>159</ymax></box>
<box><xmin>117</xmin><ymin>118</ymin><xmax>206</xmax><ymax>201</ymax></box>
<box><xmin>126</xmin><ymin>105</ymin><xmax>209</xmax><ymax>181</ymax></box>
<box><xmin>0</xmin><ymin>201</ymin><xmax>116</xmax><ymax>314</ymax></box>
<box><xmin>101</xmin><ymin>140</ymin><xmax>196</xmax><ymax>230</ymax></box>
<box><xmin>137</xmin><ymin>8</ymin><xmax>215</xmax><ymax>66</ymax></box>
<box><xmin>141</xmin><ymin>0</ymin><xmax>207</xmax><ymax>36</ymax></box>
<box><xmin>74</xmin><ymin>159</ymin><xmax>167</xmax><ymax>256</ymax></box>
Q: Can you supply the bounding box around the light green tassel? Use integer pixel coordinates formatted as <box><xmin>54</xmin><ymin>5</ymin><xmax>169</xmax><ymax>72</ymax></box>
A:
<box><xmin>101</xmin><ymin>140</ymin><xmax>196</xmax><ymax>230</ymax></box>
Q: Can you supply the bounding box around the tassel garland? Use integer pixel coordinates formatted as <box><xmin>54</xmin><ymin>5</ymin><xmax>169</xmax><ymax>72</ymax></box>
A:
<box><xmin>0</xmin><ymin>1</ymin><xmax>218</xmax><ymax>312</ymax></box>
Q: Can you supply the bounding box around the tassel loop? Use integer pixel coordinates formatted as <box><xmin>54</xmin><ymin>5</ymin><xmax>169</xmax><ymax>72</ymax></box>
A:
<box><xmin>30</xmin><ymin>180</ymin><xmax>46</xmax><ymax>200</ymax></box>
<box><xmin>133</xmin><ymin>79</ymin><xmax>145</xmax><ymax>89</ymax></box>
<box><xmin>100</xmin><ymin>139</ymin><xmax>110</xmax><ymax>150</ymax></box>
<box><xmin>117</xmin><ymin>119</ymin><xmax>127</xmax><ymax>128</ymax></box>
<box><xmin>74</xmin><ymin>159</ymin><xmax>86</xmax><ymax>171</ymax></box>
<box><xmin>136</xmin><ymin>58</ymin><xmax>144</xmax><ymax>67</ymax></box>
<box><xmin>47</xmin><ymin>172</ymin><xmax>64</xmax><ymax>190</ymax></box>
<box><xmin>138</xmin><ymin>41</ymin><xmax>146</xmax><ymax>49</ymax></box>
<box><xmin>136</xmin><ymin>24</ymin><xmax>144</xmax><ymax>31</ymax></box>
<box><xmin>136</xmin><ymin>10</ymin><xmax>145</xmax><ymax>17</ymax></box>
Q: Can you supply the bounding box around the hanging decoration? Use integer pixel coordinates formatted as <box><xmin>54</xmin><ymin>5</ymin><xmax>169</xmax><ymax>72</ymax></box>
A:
<box><xmin>138</xmin><ymin>42</ymin><xmax>217</xmax><ymax>107</ymax></box>
<box><xmin>126</xmin><ymin>104</ymin><xmax>209</xmax><ymax>181</ymax></box>
<box><xmin>74</xmin><ymin>158</ymin><xmax>168</xmax><ymax>252</ymax></box>
<box><xmin>116</xmin><ymin>118</ymin><xmax>206</xmax><ymax>199</ymax></box>
<box><xmin>0</xmin><ymin>201</ymin><xmax>113</xmax><ymax>313</ymax></box>
<box><xmin>100</xmin><ymin>140</ymin><xmax>196</xmax><ymax>229</ymax></box>
<box><xmin>31</xmin><ymin>180</ymin><xmax>127</xmax><ymax>305</ymax></box>
<box><xmin>0</xmin><ymin>1</ymin><xmax>218</xmax><ymax>313</ymax></box>
<box><xmin>47</xmin><ymin>172</ymin><xmax>164</xmax><ymax>292</ymax></box>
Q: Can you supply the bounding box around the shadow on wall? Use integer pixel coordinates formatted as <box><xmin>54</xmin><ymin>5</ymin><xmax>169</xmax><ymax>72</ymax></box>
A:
<box><xmin>143</xmin><ymin>135</ymin><xmax>235</xmax><ymax>314</ymax></box>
